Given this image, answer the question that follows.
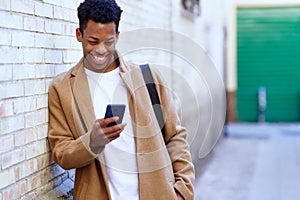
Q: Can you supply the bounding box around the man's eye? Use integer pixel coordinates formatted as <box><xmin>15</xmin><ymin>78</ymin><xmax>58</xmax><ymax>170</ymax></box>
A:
<box><xmin>104</xmin><ymin>41</ymin><xmax>114</xmax><ymax>46</ymax></box>
<box><xmin>89</xmin><ymin>41</ymin><xmax>98</xmax><ymax>45</ymax></box>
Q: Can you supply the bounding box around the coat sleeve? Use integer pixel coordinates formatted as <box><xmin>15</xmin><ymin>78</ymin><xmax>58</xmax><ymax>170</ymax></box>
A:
<box><xmin>152</xmin><ymin>68</ymin><xmax>195</xmax><ymax>200</ymax></box>
<box><xmin>48</xmin><ymin>79</ymin><xmax>102</xmax><ymax>170</ymax></box>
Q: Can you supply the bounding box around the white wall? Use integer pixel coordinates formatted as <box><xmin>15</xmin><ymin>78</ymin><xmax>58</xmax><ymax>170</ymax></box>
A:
<box><xmin>0</xmin><ymin>0</ymin><xmax>80</xmax><ymax>198</ymax></box>
<box><xmin>0</xmin><ymin>0</ymin><xmax>228</xmax><ymax>198</ymax></box>
<box><xmin>0</xmin><ymin>0</ymin><xmax>174</xmax><ymax>198</ymax></box>
<box><xmin>170</xmin><ymin>0</ymin><xmax>226</xmax><ymax>161</ymax></box>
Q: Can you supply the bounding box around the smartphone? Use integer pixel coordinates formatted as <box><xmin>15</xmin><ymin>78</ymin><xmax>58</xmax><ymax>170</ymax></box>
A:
<box><xmin>104</xmin><ymin>104</ymin><xmax>126</xmax><ymax>127</ymax></box>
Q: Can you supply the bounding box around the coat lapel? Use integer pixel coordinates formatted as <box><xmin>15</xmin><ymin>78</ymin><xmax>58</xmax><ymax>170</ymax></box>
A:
<box><xmin>70</xmin><ymin>59</ymin><xmax>96</xmax><ymax>134</ymax></box>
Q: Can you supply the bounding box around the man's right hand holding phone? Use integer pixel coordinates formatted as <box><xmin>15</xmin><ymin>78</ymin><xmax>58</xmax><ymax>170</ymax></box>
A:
<box><xmin>89</xmin><ymin>116</ymin><xmax>127</xmax><ymax>153</ymax></box>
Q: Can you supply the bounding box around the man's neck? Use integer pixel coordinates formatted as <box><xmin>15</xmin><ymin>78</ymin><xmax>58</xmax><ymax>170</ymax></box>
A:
<box><xmin>103</xmin><ymin>58</ymin><xmax>120</xmax><ymax>73</ymax></box>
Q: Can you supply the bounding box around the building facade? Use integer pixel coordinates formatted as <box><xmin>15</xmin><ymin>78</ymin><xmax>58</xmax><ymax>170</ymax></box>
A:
<box><xmin>0</xmin><ymin>0</ymin><xmax>225</xmax><ymax>198</ymax></box>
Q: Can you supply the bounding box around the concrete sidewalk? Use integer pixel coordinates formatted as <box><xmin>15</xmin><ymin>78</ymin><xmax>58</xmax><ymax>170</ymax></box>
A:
<box><xmin>194</xmin><ymin>123</ymin><xmax>300</xmax><ymax>200</ymax></box>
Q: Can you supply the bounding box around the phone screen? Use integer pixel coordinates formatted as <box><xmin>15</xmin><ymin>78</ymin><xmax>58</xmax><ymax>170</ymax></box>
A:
<box><xmin>104</xmin><ymin>104</ymin><xmax>126</xmax><ymax>127</ymax></box>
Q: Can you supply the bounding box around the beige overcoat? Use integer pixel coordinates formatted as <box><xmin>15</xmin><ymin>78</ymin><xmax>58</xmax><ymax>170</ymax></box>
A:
<box><xmin>48</xmin><ymin>57</ymin><xmax>195</xmax><ymax>200</ymax></box>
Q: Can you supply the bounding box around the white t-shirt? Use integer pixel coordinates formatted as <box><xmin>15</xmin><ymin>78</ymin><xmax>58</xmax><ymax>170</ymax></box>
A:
<box><xmin>85</xmin><ymin>67</ymin><xmax>139</xmax><ymax>200</ymax></box>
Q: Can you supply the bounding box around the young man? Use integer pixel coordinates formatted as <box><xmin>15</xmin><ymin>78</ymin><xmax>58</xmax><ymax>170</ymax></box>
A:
<box><xmin>48</xmin><ymin>0</ymin><xmax>195</xmax><ymax>199</ymax></box>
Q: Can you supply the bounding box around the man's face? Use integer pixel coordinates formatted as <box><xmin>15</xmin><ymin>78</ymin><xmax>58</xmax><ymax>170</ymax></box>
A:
<box><xmin>76</xmin><ymin>20</ymin><xmax>119</xmax><ymax>73</ymax></box>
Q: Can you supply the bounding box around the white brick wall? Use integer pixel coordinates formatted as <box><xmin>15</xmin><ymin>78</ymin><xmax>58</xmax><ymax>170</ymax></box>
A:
<box><xmin>12</xmin><ymin>31</ymin><xmax>35</xmax><ymax>48</ymax></box>
<box><xmin>0</xmin><ymin>135</ymin><xmax>14</xmax><ymax>154</ymax></box>
<box><xmin>0</xmin><ymin>168</ymin><xmax>15</xmax><ymax>189</ymax></box>
<box><xmin>11</xmin><ymin>0</ymin><xmax>35</xmax><ymax>15</ymax></box>
<box><xmin>0</xmin><ymin>0</ymin><xmax>80</xmax><ymax>198</ymax></box>
<box><xmin>0</xmin><ymin>65</ymin><xmax>12</xmax><ymax>81</ymax></box>
<box><xmin>0</xmin><ymin>12</ymin><xmax>23</xmax><ymax>30</ymax></box>
<box><xmin>23</xmin><ymin>16</ymin><xmax>45</xmax><ymax>32</ymax></box>
<box><xmin>0</xmin><ymin>0</ymin><xmax>10</xmax><ymax>11</ymax></box>
<box><xmin>0</xmin><ymin>0</ymin><xmax>216</xmax><ymax>199</ymax></box>
<box><xmin>35</xmin><ymin>1</ymin><xmax>53</xmax><ymax>18</ymax></box>
<box><xmin>0</xmin><ymin>30</ymin><xmax>11</xmax><ymax>46</ymax></box>
<box><xmin>2</xmin><ymin>149</ymin><xmax>26</xmax><ymax>169</ymax></box>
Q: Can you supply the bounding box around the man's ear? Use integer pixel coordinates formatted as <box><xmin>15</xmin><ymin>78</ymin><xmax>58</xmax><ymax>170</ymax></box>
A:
<box><xmin>116</xmin><ymin>31</ymin><xmax>120</xmax><ymax>42</ymax></box>
<box><xmin>76</xmin><ymin>28</ymin><xmax>83</xmax><ymax>42</ymax></box>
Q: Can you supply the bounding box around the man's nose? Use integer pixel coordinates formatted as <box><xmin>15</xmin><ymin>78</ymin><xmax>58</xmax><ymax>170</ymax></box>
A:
<box><xmin>94</xmin><ymin>43</ymin><xmax>107</xmax><ymax>54</ymax></box>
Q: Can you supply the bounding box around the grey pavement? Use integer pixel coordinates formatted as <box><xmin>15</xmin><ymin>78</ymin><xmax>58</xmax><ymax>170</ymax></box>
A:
<box><xmin>194</xmin><ymin>123</ymin><xmax>300</xmax><ymax>200</ymax></box>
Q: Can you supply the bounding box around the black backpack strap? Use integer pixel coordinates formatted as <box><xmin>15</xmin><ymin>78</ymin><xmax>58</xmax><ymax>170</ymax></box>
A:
<box><xmin>140</xmin><ymin>64</ymin><xmax>166</xmax><ymax>140</ymax></box>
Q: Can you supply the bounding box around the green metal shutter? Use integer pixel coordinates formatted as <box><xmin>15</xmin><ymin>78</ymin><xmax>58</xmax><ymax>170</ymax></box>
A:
<box><xmin>237</xmin><ymin>7</ymin><xmax>300</xmax><ymax>122</ymax></box>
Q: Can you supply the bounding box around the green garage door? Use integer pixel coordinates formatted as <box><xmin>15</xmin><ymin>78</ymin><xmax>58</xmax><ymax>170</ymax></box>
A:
<box><xmin>237</xmin><ymin>7</ymin><xmax>300</xmax><ymax>122</ymax></box>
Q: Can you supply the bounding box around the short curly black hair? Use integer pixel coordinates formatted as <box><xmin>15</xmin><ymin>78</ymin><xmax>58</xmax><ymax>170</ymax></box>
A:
<box><xmin>77</xmin><ymin>0</ymin><xmax>123</xmax><ymax>34</ymax></box>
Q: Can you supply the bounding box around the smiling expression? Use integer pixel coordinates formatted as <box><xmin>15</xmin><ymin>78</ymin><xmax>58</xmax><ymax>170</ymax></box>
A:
<box><xmin>76</xmin><ymin>20</ymin><xmax>119</xmax><ymax>73</ymax></box>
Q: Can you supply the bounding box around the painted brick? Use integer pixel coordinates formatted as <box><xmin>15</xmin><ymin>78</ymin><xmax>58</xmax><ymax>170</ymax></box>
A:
<box><xmin>37</xmin><ymin>153</ymin><xmax>53</xmax><ymax>170</ymax></box>
<box><xmin>54</xmin><ymin>35</ymin><xmax>71</xmax><ymax>49</ymax></box>
<box><xmin>15</xmin><ymin>159</ymin><xmax>37</xmax><ymax>180</ymax></box>
<box><xmin>0</xmin><ymin>115</ymin><xmax>24</xmax><ymax>135</ymax></box>
<box><xmin>70</xmin><ymin>37</ymin><xmax>81</xmax><ymax>49</ymax></box>
<box><xmin>0</xmin><ymin>29</ymin><xmax>11</xmax><ymax>46</ymax></box>
<box><xmin>27</xmin><ymin>167</ymin><xmax>52</xmax><ymax>191</ymax></box>
<box><xmin>53</xmin><ymin>6</ymin><xmax>77</xmax><ymax>22</ymax></box>
<box><xmin>45</xmin><ymin>110</ymin><xmax>49</xmax><ymax>123</ymax></box>
<box><xmin>44</xmin><ymin>49</ymin><xmax>63</xmax><ymax>64</ymax></box>
<box><xmin>28</xmin><ymin>173</ymin><xmax>43</xmax><ymax>191</ymax></box>
<box><xmin>1</xmin><ymin>81</ymin><xmax>24</xmax><ymax>99</ymax></box>
<box><xmin>53</xmin><ymin>6</ymin><xmax>64</xmax><ymax>20</ymax></box>
<box><xmin>0</xmin><ymin>65</ymin><xmax>13</xmax><ymax>81</ymax></box>
<box><xmin>0</xmin><ymin>46</ymin><xmax>24</xmax><ymax>64</ymax></box>
<box><xmin>14</xmin><ymin>128</ymin><xmax>37</xmax><ymax>147</ymax></box>
<box><xmin>23</xmin><ymin>48</ymin><xmax>44</xmax><ymax>63</ymax></box>
<box><xmin>45</xmin><ymin>20</ymin><xmax>63</xmax><ymax>35</ymax></box>
<box><xmin>14</xmin><ymin>96</ymin><xmax>36</xmax><ymax>114</ymax></box>
<box><xmin>43</xmin><ymin>0</ymin><xmax>61</xmax><ymax>6</ymax></box>
<box><xmin>2</xmin><ymin>180</ymin><xmax>27</xmax><ymax>200</ymax></box>
<box><xmin>0</xmin><ymin>0</ymin><xmax>10</xmax><ymax>11</ymax></box>
<box><xmin>19</xmin><ymin>192</ymin><xmax>36</xmax><ymax>200</ymax></box>
<box><xmin>61</xmin><ymin>0</ymin><xmax>77</xmax><ymax>10</ymax></box>
<box><xmin>24</xmin><ymin>16</ymin><xmax>44</xmax><ymax>32</ymax></box>
<box><xmin>35</xmin><ymin>33</ymin><xmax>55</xmax><ymax>48</ymax></box>
<box><xmin>35</xmin><ymin>1</ymin><xmax>53</xmax><ymax>18</ymax></box>
<box><xmin>0</xmin><ymin>135</ymin><xmax>14</xmax><ymax>154</ymax></box>
<box><xmin>0</xmin><ymin>11</ymin><xmax>23</xmax><ymax>30</ymax></box>
<box><xmin>13</xmin><ymin>64</ymin><xmax>36</xmax><ymax>80</ymax></box>
<box><xmin>45</xmin><ymin>77</ymin><xmax>54</xmax><ymax>92</ymax></box>
<box><xmin>36</xmin><ymin>94</ymin><xmax>48</xmax><ymax>109</ymax></box>
<box><xmin>0</xmin><ymin>169</ymin><xmax>15</xmax><ymax>189</ymax></box>
<box><xmin>37</xmin><ymin>124</ymin><xmax>48</xmax><ymax>140</ymax></box>
<box><xmin>63</xmin><ymin>50</ymin><xmax>81</xmax><ymax>64</ymax></box>
<box><xmin>24</xmin><ymin>109</ymin><xmax>48</xmax><ymax>128</ymax></box>
<box><xmin>26</xmin><ymin>140</ymin><xmax>48</xmax><ymax>160</ymax></box>
<box><xmin>34</xmin><ymin>181</ymin><xmax>57</xmax><ymax>197</ymax></box>
<box><xmin>11</xmin><ymin>0</ymin><xmax>35</xmax><ymax>15</ymax></box>
<box><xmin>54</xmin><ymin>64</ymin><xmax>72</xmax><ymax>75</ymax></box>
<box><xmin>24</xmin><ymin>79</ymin><xmax>46</xmax><ymax>96</ymax></box>
<box><xmin>2</xmin><ymin>148</ymin><xmax>26</xmax><ymax>169</ymax></box>
<box><xmin>12</xmin><ymin>31</ymin><xmax>35</xmax><ymax>48</ymax></box>
<box><xmin>36</xmin><ymin>64</ymin><xmax>55</xmax><ymax>78</ymax></box>
<box><xmin>0</xmin><ymin>100</ymin><xmax>14</xmax><ymax>117</ymax></box>
<box><xmin>63</xmin><ymin>23</ymin><xmax>77</xmax><ymax>36</ymax></box>
<box><xmin>63</xmin><ymin>8</ymin><xmax>77</xmax><ymax>22</ymax></box>
<box><xmin>20</xmin><ymin>180</ymin><xmax>27</xmax><ymax>195</ymax></box>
